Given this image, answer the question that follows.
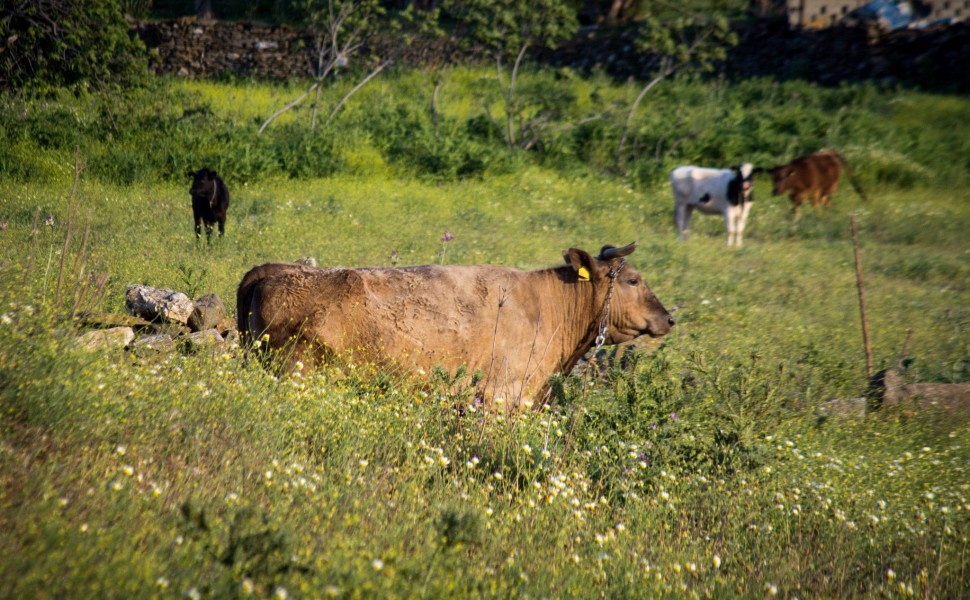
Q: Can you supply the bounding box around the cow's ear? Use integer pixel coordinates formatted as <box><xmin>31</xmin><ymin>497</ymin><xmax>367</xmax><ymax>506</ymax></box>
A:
<box><xmin>565</xmin><ymin>248</ymin><xmax>604</xmax><ymax>282</ymax></box>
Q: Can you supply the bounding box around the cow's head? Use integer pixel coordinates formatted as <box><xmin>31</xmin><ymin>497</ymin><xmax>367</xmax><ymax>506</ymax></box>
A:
<box><xmin>769</xmin><ymin>164</ymin><xmax>794</xmax><ymax>196</ymax></box>
<box><xmin>727</xmin><ymin>163</ymin><xmax>758</xmax><ymax>206</ymax></box>
<box><xmin>564</xmin><ymin>242</ymin><xmax>674</xmax><ymax>344</ymax></box>
<box><xmin>188</xmin><ymin>168</ymin><xmax>219</xmax><ymax>207</ymax></box>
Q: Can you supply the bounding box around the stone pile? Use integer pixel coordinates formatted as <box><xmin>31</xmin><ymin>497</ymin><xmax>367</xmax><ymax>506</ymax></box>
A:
<box><xmin>817</xmin><ymin>366</ymin><xmax>970</xmax><ymax>418</ymax></box>
<box><xmin>75</xmin><ymin>284</ymin><xmax>237</xmax><ymax>355</ymax></box>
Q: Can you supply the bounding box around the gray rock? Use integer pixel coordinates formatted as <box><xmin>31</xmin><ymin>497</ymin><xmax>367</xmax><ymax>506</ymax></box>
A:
<box><xmin>188</xmin><ymin>293</ymin><xmax>226</xmax><ymax>332</ymax></box>
<box><xmin>126</xmin><ymin>284</ymin><xmax>194</xmax><ymax>325</ymax></box>
<box><xmin>223</xmin><ymin>328</ymin><xmax>240</xmax><ymax>348</ymax></box>
<box><xmin>214</xmin><ymin>317</ymin><xmax>236</xmax><ymax>335</ymax></box>
<box><xmin>182</xmin><ymin>329</ymin><xmax>226</xmax><ymax>353</ymax></box>
<box><xmin>823</xmin><ymin>368</ymin><xmax>970</xmax><ymax>420</ymax></box>
<box><xmin>78</xmin><ymin>312</ymin><xmax>154</xmax><ymax>331</ymax></box>
<box><xmin>148</xmin><ymin>322</ymin><xmax>192</xmax><ymax>337</ymax></box>
<box><xmin>873</xmin><ymin>368</ymin><xmax>970</xmax><ymax>417</ymax></box>
<box><xmin>817</xmin><ymin>397</ymin><xmax>867</xmax><ymax>417</ymax></box>
<box><xmin>76</xmin><ymin>327</ymin><xmax>135</xmax><ymax>351</ymax></box>
<box><xmin>131</xmin><ymin>333</ymin><xmax>176</xmax><ymax>354</ymax></box>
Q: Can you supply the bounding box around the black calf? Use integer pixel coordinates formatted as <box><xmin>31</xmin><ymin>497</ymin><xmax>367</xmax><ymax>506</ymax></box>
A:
<box><xmin>188</xmin><ymin>168</ymin><xmax>230</xmax><ymax>241</ymax></box>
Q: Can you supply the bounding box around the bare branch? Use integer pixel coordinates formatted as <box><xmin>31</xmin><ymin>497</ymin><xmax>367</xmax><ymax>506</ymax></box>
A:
<box><xmin>326</xmin><ymin>58</ymin><xmax>393</xmax><ymax>124</ymax></box>
<box><xmin>258</xmin><ymin>82</ymin><xmax>320</xmax><ymax>135</ymax></box>
<box><xmin>494</xmin><ymin>54</ymin><xmax>507</xmax><ymax>105</ymax></box>
<box><xmin>616</xmin><ymin>58</ymin><xmax>674</xmax><ymax>169</ymax></box>
<box><xmin>506</xmin><ymin>41</ymin><xmax>530</xmax><ymax>148</ymax></box>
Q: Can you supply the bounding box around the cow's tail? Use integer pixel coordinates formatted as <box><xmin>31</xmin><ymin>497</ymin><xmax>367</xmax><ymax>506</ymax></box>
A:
<box><xmin>832</xmin><ymin>150</ymin><xmax>869</xmax><ymax>202</ymax></box>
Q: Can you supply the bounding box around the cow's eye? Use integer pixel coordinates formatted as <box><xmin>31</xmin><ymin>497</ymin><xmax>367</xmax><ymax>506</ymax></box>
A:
<box><xmin>627</xmin><ymin>278</ymin><xmax>639</xmax><ymax>286</ymax></box>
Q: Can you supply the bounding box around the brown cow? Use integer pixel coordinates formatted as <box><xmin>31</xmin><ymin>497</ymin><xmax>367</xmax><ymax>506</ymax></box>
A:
<box><xmin>237</xmin><ymin>242</ymin><xmax>674</xmax><ymax>409</ymax></box>
<box><xmin>770</xmin><ymin>150</ymin><xmax>867</xmax><ymax>217</ymax></box>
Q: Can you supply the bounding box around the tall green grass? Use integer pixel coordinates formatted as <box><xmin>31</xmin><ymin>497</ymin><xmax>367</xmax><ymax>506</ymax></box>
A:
<box><xmin>1</xmin><ymin>72</ymin><xmax>968</xmax><ymax>597</ymax></box>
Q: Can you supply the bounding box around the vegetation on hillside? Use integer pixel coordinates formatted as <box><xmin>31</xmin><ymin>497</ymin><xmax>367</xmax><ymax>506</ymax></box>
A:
<box><xmin>3</xmin><ymin>72</ymin><xmax>969</xmax><ymax>191</ymax></box>
<box><xmin>0</xmin><ymin>0</ymin><xmax>150</xmax><ymax>92</ymax></box>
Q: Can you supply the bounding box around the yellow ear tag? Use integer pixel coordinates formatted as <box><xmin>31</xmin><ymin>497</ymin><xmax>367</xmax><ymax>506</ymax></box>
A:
<box><xmin>577</xmin><ymin>267</ymin><xmax>590</xmax><ymax>281</ymax></box>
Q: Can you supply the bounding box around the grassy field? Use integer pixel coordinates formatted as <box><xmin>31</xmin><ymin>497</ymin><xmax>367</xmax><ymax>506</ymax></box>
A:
<box><xmin>1</xmin><ymin>71</ymin><xmax>968</xmax><ymax>598</ymax></box>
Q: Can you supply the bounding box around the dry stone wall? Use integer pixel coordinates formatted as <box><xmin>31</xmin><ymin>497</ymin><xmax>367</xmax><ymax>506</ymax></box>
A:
<box><xmin>133</xmin><ymin>19</ymin><xmax>970</xmax><ymax>91</ymax></box>
<box><xmin>135</xmin><ymin>20</ymin><xmax>318</xmax><ymax>80</ymax></box>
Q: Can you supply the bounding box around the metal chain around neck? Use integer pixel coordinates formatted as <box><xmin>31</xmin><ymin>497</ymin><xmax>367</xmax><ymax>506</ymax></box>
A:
<box><xmin>591</xmin><ymin>258</ymin><xmax>624</xmax><ymax>355</ymax></box>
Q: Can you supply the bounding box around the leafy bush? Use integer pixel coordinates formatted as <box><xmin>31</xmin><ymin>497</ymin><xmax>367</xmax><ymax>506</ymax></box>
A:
<box><xmin>0</xmin><ymin>0</ymin><xmax>150</xmax><ymax>92</ymax></box>
<box><xmin>272</xmin><ymin>124</ymin><xmax>345</xmax><ymax>179</ymax></box>
<box><xmin>365</xmin><ymin>103</ymin><xmax>511</xmax><ymax>180</ymax></box>
<box><xmin>2</xmin><ymin>71</ymin><xmax>970</xmax><ymax>193</ymax></box>
<box><xmin>576</xmin><ymin>351</ymin><xmax>784</xmax><ymax>488</ymax></box>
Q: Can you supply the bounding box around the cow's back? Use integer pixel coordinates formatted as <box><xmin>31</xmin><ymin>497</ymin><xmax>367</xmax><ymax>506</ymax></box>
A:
<box><xmin>318</xmin><ymin>264</ymin><xmax>525</xmax><ymax>369</ymax></box>
<box><xmin>241</xmin><ymin>263</ymin><xmax>533</xmax><ymax>372</ymax></box>
<box><xmin>671</xmin><ymin>166</ymin><xmax>722</xmax><ymax>198</ymax></box>
<box><xmin>802</xmin><ymin>151</ymin><xmax>841</xmax><ymax>190</ymax></box>
<box><xmin>783</xmin><ymin>152</ymin><xmax>842</xmax><ymax>197</ymax></box>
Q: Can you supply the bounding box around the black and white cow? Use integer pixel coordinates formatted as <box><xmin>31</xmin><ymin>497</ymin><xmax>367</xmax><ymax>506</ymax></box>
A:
<box><xmin>670</xmin><ymin>163</ymin><xmax>758</xmax><ymax>247</ymax></box>
<box><xmin>188</xmin><ymin>167</ymin><xmax>230</xmax><ymax>241</ymax></box>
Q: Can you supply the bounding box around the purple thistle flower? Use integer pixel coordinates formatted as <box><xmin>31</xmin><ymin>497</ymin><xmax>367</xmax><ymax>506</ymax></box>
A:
<box><xmin>441</xmin><ymin>230</ymin><xmax>455</xmax><ymax>243</ymax></box>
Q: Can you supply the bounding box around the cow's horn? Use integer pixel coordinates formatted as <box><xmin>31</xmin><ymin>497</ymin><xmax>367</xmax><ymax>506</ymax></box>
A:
<box><xmin>600</xmin><ymin>242</ymin><xmax>637</xmax><ymax>260</ymax></box>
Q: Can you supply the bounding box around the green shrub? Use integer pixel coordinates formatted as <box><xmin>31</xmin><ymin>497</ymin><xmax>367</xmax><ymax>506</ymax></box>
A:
<box><xmin>2</xmin><ymin>70</ymin><xmax>970</xmax><ymax>193</ymax></box>
<box><xmin>366</xmin><ymin>103</ymin><xmax>510</xmax><ymax>180</ymax></box>
<box><xmin>577</xmin><ymin>351</ymin><xmax>784</xmax><ymax>485</ymax></box>
<box><xmin>272</xmin><ymin>124</ymin><xmax>344</xmax><ymax>179</ymax></box>
<box><xmin>0</xmin><ymin>0</ymin><xmax>150</xmax><ymax>92</ymax></box>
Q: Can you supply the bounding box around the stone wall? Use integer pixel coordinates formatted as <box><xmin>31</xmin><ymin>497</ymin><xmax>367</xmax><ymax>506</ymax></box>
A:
<box><xmin>540</xmin><ymin>19</ymin><xmax>970</xmax><ymax>91</ymax></box>
<box><xmin>133</xmin><ymin>18</ymin><xmax>970</xmax><ymax>92</ymax></box>
<box><xmin>133</xmin><ymin>20</ymin><xmax>477</xmax><ymax>80</ymax></box>
<box><xmin>725</xmin><ymin>19</ymin><xmax>970</xmax><ymax>89</ymax></box>
<box><xmin>135</xmin><ymin>20</ymin><xmax>318</xmax><ymax>80</ymax></box>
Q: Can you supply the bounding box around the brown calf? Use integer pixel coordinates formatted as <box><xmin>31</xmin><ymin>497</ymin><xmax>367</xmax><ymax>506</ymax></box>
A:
<box><xmin>770</xmin><ymin>150</ymin><xmax>867</xmax><ymax>216</ymax></box>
